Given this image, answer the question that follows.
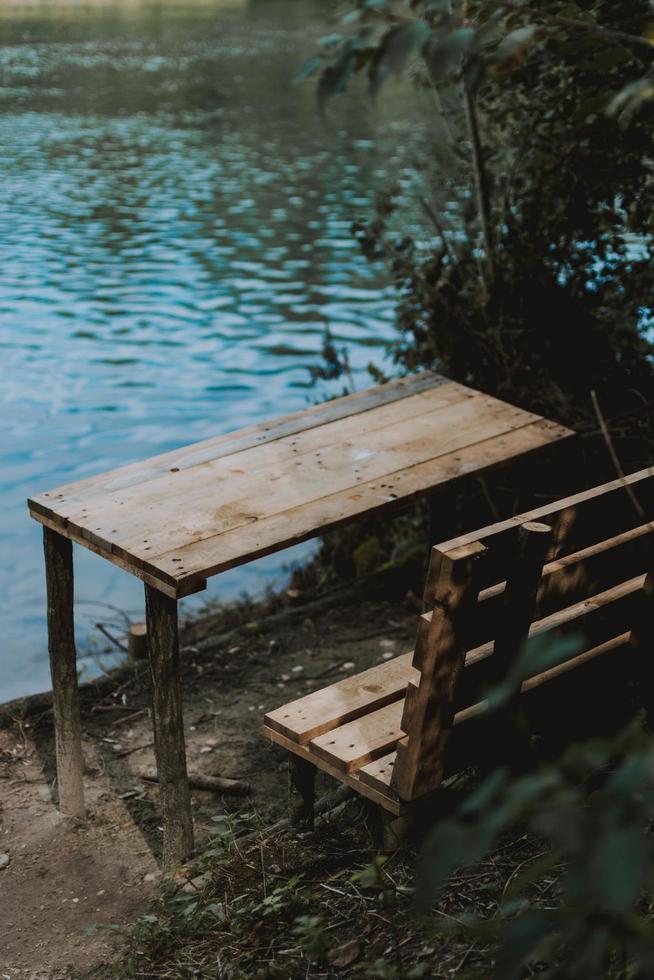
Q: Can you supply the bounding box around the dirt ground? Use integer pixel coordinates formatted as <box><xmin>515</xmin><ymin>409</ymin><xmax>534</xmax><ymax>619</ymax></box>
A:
<box><xmin>0</xmin><ymin>591</ymin><xmax>417</xmax><ymax>979</ymax></box>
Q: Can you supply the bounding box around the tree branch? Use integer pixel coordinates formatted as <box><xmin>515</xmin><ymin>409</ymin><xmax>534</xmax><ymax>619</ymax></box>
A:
<box><xmin>462</xmin><ymin>71</ymin><xmax>495</xmax><ymax>288</ymax></box>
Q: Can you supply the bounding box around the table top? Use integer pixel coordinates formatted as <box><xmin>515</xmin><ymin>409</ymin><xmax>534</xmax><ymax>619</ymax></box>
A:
<box><xmin>28</xmin><ymin>373</ymin><xmax>573</xmax><ymax>598</ymax></box>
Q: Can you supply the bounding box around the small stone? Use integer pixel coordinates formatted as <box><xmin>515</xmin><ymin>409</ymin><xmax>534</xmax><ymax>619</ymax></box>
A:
<box><xmin>0</xmin><ymin>854</ymin><xmax>9</xmax><ymax>870</ymax></box>
<box><xmin>379</xmin><ymin>639</ymin><xmax>396</xmax><ymax>649</ymax></box>
<box><xmin>143</xmin><ymin>872</ymin><xmax>160</xmax><ymax>884</ymax></box>
<box><xmin>72</xmin><ymin>898</ymin><xmax>79</xmax><ymax>904</ymax></box>
<box><xmin>280</xmin><ymin>673</ymin><xmax>290</xmax><ymax>682</ymax></box>
<box><xmin>227</xmin><ymin>646</ymin><xmax>241</xmax><ymax>655</ymax></box>
<box><xmin>341</xmin><ymin>661</ymin><xmax>356</xmax><ymax>671</ymax></box>
<box><xmin>181</xmin><ymin>871</ymin><xmax>210</xmax><ymax>894</ymax></box>
<box><xmin>97</xmin><ymin>889</ymin><xmax>106</xmax><ymax>896</ymax></box>
<box><xmin>381</xmin><ymin>652</ymin><xmax>394</xmax><ymax>661</ymax></box>
<box><xmin>291</xmin><ymin>665</ymin><xmax>303</xmax><ymax>674</ymax></box>
<box><xmin>199</xmin><ymin>746</ymin><xmax>213</xmax><ymax>754</ymax></box>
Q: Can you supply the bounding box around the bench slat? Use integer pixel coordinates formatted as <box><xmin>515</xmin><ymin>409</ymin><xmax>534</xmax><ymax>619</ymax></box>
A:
<box><xmin>469</xmin><ymin>523</ymin><xmax>653</xmax><ymax>647</ymax></box>
<box><xmin>262</xmin><ymin>725</ymin><xmax>402</xmax><ymax>814</ymax></box>
<box><xmin>358</xmin><ymin>752</ymin><xmax>397</xmax><ymax>793</ymax></box>
<box><xmin>430</xmin><ymin>468</ymin><xmax>653</xmax><ymax>595</ymax></box>
<box><xmin>264</xmin><ymin>652</ymin><xmax>417</xmax><ymax>745</ymax></box>
<box><xmin>309</xmin><ymin>701</ymin><xmax>405</xmax><ymax>773</ymax></box>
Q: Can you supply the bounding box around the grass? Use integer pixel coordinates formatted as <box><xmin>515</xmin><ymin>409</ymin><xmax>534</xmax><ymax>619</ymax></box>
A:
<box><xmin>107</xmin><ymin>792</ymin><xmax>551</xmax><ymax>980</ymax></box>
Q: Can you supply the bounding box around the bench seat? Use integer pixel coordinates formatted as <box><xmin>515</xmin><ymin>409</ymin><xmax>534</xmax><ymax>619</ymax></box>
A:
<box><xmin>264</xmin><ymin>468</ymin><xmax>653</xmax><ymax>813</ymax></box>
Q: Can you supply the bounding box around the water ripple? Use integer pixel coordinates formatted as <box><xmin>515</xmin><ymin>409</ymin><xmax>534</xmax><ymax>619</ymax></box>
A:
<box><xmin>0</xmin><ymin>0</ymin><xmax>430</xmax><ymax>700</ymax></box>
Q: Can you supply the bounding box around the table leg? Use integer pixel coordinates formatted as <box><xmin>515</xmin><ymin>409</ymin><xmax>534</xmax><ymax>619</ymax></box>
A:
<box><xmin>288</xmin><ymin>755</ymin><xmax>316</xmax><ymax>830</ymax></box>
<box><xmin>43</xmin><ymin>527</ymin><xmax>85</xmax><ymax>818</ymax></box>
<box><xmin>144</xmin><ymin>583</ymin><xmax>193</xmax><ymax>867</ymax></box>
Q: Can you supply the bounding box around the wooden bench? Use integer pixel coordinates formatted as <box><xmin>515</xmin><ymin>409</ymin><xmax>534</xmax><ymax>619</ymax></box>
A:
<box><xmin>27</xmin><ymin>372</ymin><xmax>571</xmax><ymax>866</ymax></box>
<box><xmin>264</xmin><ymin>468</ymin><xmax>654</xmax><ymax>821</ymax></box>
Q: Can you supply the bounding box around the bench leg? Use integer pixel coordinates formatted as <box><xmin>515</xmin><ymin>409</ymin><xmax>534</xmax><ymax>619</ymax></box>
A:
<box><xmin>365</xmin><ymin>802</ymin><xmax>410</xmax><ymax>852</ymax></box>
<box><xmin>288</xmin><ymin>756</ymin><xmax>316</xmax><ymax>830</ymax></box>
<box><xmin>145</xmin><ymin>584</ymin><xmax>193</xmax><ymax>868</ymax></box>
<box><xmin>44</xmin><ymin>528</ymin><xmax>85</xmax><ymax>819</ymax></box>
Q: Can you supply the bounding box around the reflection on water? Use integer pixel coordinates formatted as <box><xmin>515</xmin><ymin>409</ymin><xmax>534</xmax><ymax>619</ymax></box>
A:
<box><xmin>0</xmin><ymin>0</ymin><xmax>429</xmax><ymax>700</ymax></box>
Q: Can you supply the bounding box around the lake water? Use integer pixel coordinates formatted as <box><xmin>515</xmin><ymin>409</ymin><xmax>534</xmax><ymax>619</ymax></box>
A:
<box><xmin>0</xmin><ymin>0</ymin><xmax>429</xmax><ymax>700</ymax></box>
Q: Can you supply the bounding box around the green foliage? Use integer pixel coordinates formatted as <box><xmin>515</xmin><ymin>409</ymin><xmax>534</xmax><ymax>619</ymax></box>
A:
<box><xmin>418</xmin><ymin>715</ymin><xmax>654</xmax><ymax>979</ymax></box>
<box><xmin>304</xmin><ymin>0</ymin><xmax>654</xmax><ymax>469</ymax></box>
<box><xmin>293</xmin><ymin>914</ymin><xmax>332</xmax><ymax>961</ymax></box>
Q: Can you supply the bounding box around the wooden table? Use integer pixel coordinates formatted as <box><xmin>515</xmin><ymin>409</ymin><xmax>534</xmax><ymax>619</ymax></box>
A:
<box><xmin>28</xmin><ymin>372</ymin><xmax>572</xmax><ymax>864</ymax></box>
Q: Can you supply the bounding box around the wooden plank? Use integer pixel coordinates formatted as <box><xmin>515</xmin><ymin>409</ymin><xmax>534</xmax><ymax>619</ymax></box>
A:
<box><xmin>358</xmin><ymin>752</ymin><xmax>397</xmax><ymax>793</ymax></box>
<box><xmin>148</xmin><ymin>418</ymin><xmax>571</xmax><ymax>589</ymax></box>
<box><xmin>435</xmin><ymin>468</ymin><xmax>654</xmax><ymax>589</ymax></box>
<box><xmin>145</xmin><ymin>585</ymin><xmax>193</xmax><ymax>868</ymax></box>
<box><xmin>453</xmin><ymin>633</ymin><xmax>633</xmax><ymax>729</ymax></box>
<box><xmin>483</xmin><ymin>575</ymin><xmax>643</xmax><ymax>662</ymax></box>
<box><xmin>59</xmin><ymin>390</ymin><xmax>533</xmax><ymax>564</ymax></box>
<box><xmin>309</xmin><ymin>700</ymin><xmax>405</xmax><ymax>773</ymax></box>
<box><xmin>33</xmin><ymin>511</ymin><xmax>206</xmax><ymax>599</ymax></box>
<box><xmin>470</xmin><ymin>522</ymin><xmax>653</xmax><ymax>647</ymax></box>
<box><xmin>262</xmin><ymin>725</ymin><xmax>402</xmax><ymax>814</ymax></box>
<box><xmin>28</xmin><ymin>372</ymin><xmax>447</xmax><ymax>521</ymax></box>
<box><xmin>43</xmin><ymin>528</ymin><xmax>85</xmax><ymax>819</ymax></box>
<box><xmin>264</xmin><ymin>652</ymin><xmax>417</xmax><ymax>744</ymax></box>
<box><xmin>391</xmin><ymin>541</ymin><xmax>486</xmax><ymax>801</ymax></box>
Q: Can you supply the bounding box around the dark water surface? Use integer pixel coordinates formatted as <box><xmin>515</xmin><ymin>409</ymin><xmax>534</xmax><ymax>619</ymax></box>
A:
<box><xmin>0</xmin><ymin>0</ymin><xmax>429</xmax><ymax>700</ymax></box>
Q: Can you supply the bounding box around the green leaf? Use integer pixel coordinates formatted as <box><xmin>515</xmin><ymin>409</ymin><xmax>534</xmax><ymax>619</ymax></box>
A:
<box><xmin>317</xmin><ymin>42</ymin><xmax>361</xmax><ymax>110</ymax></box>
<box><xmin>369</xmin><ymin>20</ymin><xmax>431</xmax><ymax>97</ymax></box>
<box><xmin>294</xmin><ymin>56</ymin><xmax>324</xmax><ymax>84</ymax></box>
<box><xmin>428</xmin><ymin>26</ymin><xmax>475</xmax><ymax>82</ymax></box>
<box><xmin>493</xmin><ymin>910</ymin><xmax>558</xmax><ymax>980</ymax></box>
<box><xmin>319</xmin><ymin>33</ymin><xmax>343</xmax><ymax>49</ymax></box>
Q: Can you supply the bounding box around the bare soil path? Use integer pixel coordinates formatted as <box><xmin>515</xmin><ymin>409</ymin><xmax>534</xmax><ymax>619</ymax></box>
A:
<box><xmin>0</xmin><ymin>593</ymin><xmax>416</xmax><ymax>979</ymax></box>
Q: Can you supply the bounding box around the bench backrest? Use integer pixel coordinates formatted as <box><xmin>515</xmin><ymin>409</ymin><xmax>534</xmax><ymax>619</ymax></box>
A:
<box><xmin>391</xmin><ymin>467</ymin><xmax>654</xmax><ymax>801</ymax></box>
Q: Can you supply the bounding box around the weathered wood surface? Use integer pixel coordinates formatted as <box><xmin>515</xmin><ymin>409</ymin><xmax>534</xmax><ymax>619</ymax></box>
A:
<box><xmin>391</xmin><ymin>541</ymin><xmax>486</xmax><ymax>800</ymax></box>
<box><xmin>264</xmin><ymin>651</ymin><xmax>417</xmax><ymax>745</ymax></box>
<box><xmin>29</xmin><ymin>373</ymin><xmax>572</xmax><ymax>597</ymax></box>
<box><xmin>262</xmin><ymin>725</ymin><xmax>402</xmax><ymax>814</ymax></box>
<box><xmin>145</xmin><ymin>584</ymin><xmax>193</xmax><ymax>867</ymax></box>
<box><xmin>44</xmin><ymin>527</ymin><xmax>85</xmax><ymax>819</ymax></box>
<box><xmin>491</xmin><ymin>522</ymin><xmax>553</xmax><ymax>682</ymax></box>
<box><xmin>310</xmin><ymin>700</ymin><xmax>405</xmax><ymax>773</ymax></box>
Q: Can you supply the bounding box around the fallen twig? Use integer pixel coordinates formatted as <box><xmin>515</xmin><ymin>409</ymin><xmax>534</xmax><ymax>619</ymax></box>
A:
<box><xmin>95</xmin><ymin>622</ymin><xmax>129</xmax><ymax>653</ymax></box>
<box><xmin>237</xmin><ymin>784</ymin><xmax>354</xmax><ymax>845</ymax></box>
<box><xmin>138</xmin><ymin>767</ymin><xmax>252</xmax><ymax>797</ymax></box>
